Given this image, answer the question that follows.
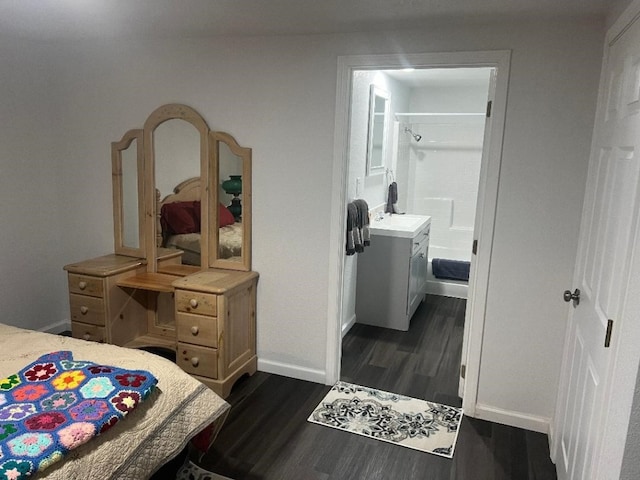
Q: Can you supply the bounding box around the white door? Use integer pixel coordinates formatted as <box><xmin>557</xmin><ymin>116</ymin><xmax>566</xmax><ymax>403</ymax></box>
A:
<box><xmin>552</xmin><ymin>10</ymin><xmax>640</xmax><ymax>480</ymax></box>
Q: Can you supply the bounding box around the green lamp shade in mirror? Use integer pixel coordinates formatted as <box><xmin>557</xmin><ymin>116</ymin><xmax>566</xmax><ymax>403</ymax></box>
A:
<box><xmin>222</xmin><ymin>175</ymin><xmax>242</xmax><ymax>220</ymax></box>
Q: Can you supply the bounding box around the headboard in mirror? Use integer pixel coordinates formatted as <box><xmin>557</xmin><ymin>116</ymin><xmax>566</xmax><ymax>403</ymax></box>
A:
<box><xmin>209</xmin><ymin>131</ymin><xmax>252</xmax><ymax>271</ymax></box>
<box><xmin>112</xmin><ymin>129</ymin><xmax>145</xmax><ymax>258</ymax></box>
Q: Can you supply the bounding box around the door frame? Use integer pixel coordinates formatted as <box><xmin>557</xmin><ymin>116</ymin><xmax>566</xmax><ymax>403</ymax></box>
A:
<box><xmin>550</xmin><ymin>0</ymin><xmax>640</xmax><ymax>476</ymax></box>
<box><xmin>325</xmin><ymin>50</ymin><xmax>511</xmax><ymax>417</ymax></box>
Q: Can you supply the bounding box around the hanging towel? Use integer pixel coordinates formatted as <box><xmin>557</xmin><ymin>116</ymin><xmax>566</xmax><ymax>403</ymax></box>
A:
<box><xmin>353</xmin><ymin>199</ymin><xmax>370</xmax><ymax>250</ymax></box>
<box><xmin>346</xmin><ymin>202</ymin><xmax>358</xmax><ymax>255</ymax></box>
<box><xmin>385</xmin><ymin>182</ymin><xmax>398</xmax><ymax>214</ymax></box>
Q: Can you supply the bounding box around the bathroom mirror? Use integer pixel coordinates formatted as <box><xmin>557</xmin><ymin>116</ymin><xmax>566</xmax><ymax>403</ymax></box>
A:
<box><xmin>209</xmin><ymin>131</ymin><xmax>252</xmax><ymax>272</ymax></box>
<box><xmin>366</xmin><ymin>85</ymin><xmax>390</xmax><ymax>176</ymax></box>
<box><xmin>112</xmin><ymin>129</ymin><xmax>145</xmax><ymax>258</ymax></box>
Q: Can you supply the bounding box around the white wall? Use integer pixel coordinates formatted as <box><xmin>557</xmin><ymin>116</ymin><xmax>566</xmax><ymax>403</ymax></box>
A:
<box><xmin>404</xmin><ymin>79</ymin><xmax>491</xmax><ymax>262</ymax></box>
<box><xmin>0</xmin><ymin>18</ymin><xmax>603</xmax><ymax>424</ymax></box>
<box><xmin>0</xmin><ymin>39</ymin><xmax>68</xmax><ymax>333</ymax></box>
<box><xmin>343</xmin><ymin>70</ymin><xmax>410</xmax><ymax>333</ymax></box>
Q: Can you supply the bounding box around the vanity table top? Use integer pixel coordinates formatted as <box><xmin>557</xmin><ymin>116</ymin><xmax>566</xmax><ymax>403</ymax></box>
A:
<box><xmin>173</xmin><ymin>269</ymin><xmax>259</xmax><ymax>294</ymax></box>
<box><xmin>64</xmin><ymin>254</ymin><xmax>145</xmax><ymax>276</ymax></box>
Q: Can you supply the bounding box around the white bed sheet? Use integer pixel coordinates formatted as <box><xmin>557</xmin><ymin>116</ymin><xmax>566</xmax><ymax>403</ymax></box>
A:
<box><xmin>0</xmin><ymin>324</ymin><xmax>230</xmax><ymax>479</ymax></box>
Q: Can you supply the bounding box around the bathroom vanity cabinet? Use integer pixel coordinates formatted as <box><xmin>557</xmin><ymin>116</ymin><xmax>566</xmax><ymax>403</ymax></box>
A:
<box><xmin>356</xmin><ymin>216</ymin><xmax>430</xmax><ymax>331</ymax></box>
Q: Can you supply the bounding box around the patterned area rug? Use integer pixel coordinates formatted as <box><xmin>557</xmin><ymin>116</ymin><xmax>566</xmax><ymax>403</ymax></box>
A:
<box><xmin>176</xmin><ymin>460</ymin><xmax>233</xmax><ymax>480</ymax></box>
<box><xmin>308</xmin><ymin>381</ymin><xmax>462</xmax><ymax>458</ymax></box>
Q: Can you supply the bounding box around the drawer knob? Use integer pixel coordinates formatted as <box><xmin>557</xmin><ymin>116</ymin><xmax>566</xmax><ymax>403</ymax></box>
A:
<box><xmin>80</xmin><ymin>306</ymin><xmax>89</xmax><ymax>315</ymax></box>
<box><xmin>78</xmin><ymin>281</ymin><xmax>87</xmax><ymax>290</ymax></box>
<box><xmin>190</xmin><ymin>326</ymin><xmax>199</xmax><ymax>335</ymax></box>
<box><xmin>189</xmin><ymin>298</ymin><xmax>198</xmax><ymax>308</ymax></box>
<box><xmin>82</xmin><ymin>333</ymin><xmax>91</xmax><ymax>341</ymax></box>
<box><xmin>190</xmin><ymin>357</ymin><xmax>199</xmax><ymax>367</ymax></box>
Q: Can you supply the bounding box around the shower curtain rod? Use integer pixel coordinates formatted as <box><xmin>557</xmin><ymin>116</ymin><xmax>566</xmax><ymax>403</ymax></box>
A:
<box><xmin>395</xmin><ymin>112</ymin><xmax>485</xmax><ymax>116</ymax></box>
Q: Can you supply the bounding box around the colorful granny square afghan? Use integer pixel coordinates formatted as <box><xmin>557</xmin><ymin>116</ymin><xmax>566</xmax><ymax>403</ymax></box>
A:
<box><xmin>0</xmin><ymin>351</ymin><xmax>158</xmax><ymax>479</ymax></box>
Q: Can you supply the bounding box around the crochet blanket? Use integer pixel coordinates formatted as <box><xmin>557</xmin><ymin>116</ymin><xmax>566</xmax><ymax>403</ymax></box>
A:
<box><xmin>0</xmin><ymin>351</ymin><xmax>157</xmax><ymax>479</ymax></box>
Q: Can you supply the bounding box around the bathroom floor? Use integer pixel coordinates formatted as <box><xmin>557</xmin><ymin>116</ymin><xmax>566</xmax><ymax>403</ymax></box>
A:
<box><xmin>341</xmin><ymin>294</ymin><xmax>464</xmax><ymax>407</ymax></box>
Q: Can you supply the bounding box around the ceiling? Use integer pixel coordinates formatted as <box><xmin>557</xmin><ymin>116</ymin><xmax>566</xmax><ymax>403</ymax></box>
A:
<box><xmin>0</xmin><ymin>0</ymin><xmax>616</xmax><ymax>40</ymax></box>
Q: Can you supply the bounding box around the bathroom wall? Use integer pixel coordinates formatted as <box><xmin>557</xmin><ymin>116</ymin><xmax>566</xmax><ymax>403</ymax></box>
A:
<box><xmin>398</xmin><ymin>75</ymin><xmax>492</xmax><ymax>262</ymax></box>
<box><xmin>342</xmin><ymin>71</ymin><xmax>410</xmax><ymax>333</ymax></box>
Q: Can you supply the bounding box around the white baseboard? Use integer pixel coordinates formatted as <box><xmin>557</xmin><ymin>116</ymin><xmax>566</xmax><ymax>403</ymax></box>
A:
<box><xmin>258</xmin><ymin>358</ymin><xmax>326</xmax><ymax>384</ymax></box>
<box><xmin>548</xmin><ymin>421</ymin><xmax>558</xmax><ymax>464</ymax></box>
<box><xmin>474</xmin><ymin>403</ymin><xmax>550</xmax><ymax>434</ymax></box>
<box><xmin>39</xmin><ymin>319</ymin><xmax>71</xmax><ymax>334</ymax></box>
<box><xmin>342</xmin><ymin>314</ymin><xmax>356</xmax><ymax>338</ymax></box>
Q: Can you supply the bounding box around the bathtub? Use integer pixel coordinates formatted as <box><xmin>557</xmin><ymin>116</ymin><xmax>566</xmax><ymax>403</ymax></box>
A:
<box><xmin>425</xmin><ymin>258</ymin><xmax>469</xmax><ymax>299</ymax></box>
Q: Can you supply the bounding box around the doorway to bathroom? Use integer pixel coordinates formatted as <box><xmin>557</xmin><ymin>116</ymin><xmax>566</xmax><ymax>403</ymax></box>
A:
<box><xmin>326</xmin><ymin>51</ymin><xmax>511</xmax><ymax>416</ymax></box>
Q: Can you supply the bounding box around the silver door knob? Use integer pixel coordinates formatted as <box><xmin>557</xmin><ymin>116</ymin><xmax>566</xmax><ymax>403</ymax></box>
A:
<box><xmin>563</xmin><ymin>288</ymin><xmax>580</xmax><ymax>306</ymax></box>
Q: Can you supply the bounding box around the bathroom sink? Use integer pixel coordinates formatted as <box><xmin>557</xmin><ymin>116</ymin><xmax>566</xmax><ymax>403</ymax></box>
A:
<box><xmin>369</xmin><ymin>214</ymin><xmax>431</xmax><ymax>238</ymax></box>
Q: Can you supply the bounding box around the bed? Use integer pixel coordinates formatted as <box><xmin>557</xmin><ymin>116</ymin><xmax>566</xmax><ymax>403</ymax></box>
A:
<box><xmin>158</xmin><ymin>177</ymin><xmax>242</xmax><ymax>265</ymax></box>
<box><xmin>0</xmin><ymin>323</ymin><xmax>230</xmax><ymax>479</ymax></box>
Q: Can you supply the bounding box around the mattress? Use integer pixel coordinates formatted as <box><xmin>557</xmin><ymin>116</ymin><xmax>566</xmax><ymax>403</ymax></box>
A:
<box><xmin>0</xmin><ymin>324</ymin><xmax>230</xmax><ymax>479</ymax></box>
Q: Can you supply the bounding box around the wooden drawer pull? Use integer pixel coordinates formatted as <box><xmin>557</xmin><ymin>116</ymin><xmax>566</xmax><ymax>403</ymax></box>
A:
<box><xmin>189</xmin><ymin>298</ymin><xmax>198</xmax><ymax>308</ymax></box>
<box><xmin>190</xmin><ymin>357</ymin><xmax>199</xmax><ymax>367</ymax></box>
<box><xmin>80</xmin><ymin>306</ymin><xmax>89</xmax><ymax>315</ymax></box>
<box><xmin>78</xmin><ymin>281</ymin><xmax>87</xmax><ymax>290</ymax></box>
<box><xmin>190</xmin><ymin>326</ymin><xmax>199</xmax><ymax>335</ymax></box>
<box><xmin>82</xmin><ymin>333</ymin><xmax>91</xmax><ymax>341</ymax></box>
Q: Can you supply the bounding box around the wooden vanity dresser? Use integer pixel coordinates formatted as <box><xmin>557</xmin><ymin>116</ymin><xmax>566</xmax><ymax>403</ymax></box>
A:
<box><xmin>64</xmin><ymin>104</ymin><xmax>257</xmax><ymax>399</ymax></box>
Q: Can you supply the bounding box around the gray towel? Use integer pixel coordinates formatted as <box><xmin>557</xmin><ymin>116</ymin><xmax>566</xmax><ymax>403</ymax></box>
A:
<box><xmin>346</xmin><ymin>203</ymin><xmax>358</xmax><ymax>255</ymax></box>
<box><xmin>385</xmin><ymin>182</ymin><xmax>398</xmax><ymax>213</ymax></box>
<box><xmin>346</xmin><ymin>200</ymin><xmax>370</xmax><ymax>255</ymax></box>
<box><xmin>353</xmin><ymin>199</ymin><xmax>370</xmax><ymax>249</ymax></box>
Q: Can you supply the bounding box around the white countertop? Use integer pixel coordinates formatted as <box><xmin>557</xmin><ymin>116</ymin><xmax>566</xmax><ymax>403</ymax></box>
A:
<box><xmin>369</xmin><ymin>214</ymin><xmax>431</xmax><ymax>238</ymax></box>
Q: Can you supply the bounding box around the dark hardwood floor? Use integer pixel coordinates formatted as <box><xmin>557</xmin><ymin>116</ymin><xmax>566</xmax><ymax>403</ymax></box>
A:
<box><xmin>200</xmin><ymin>295</ymin><xmax>557</xmax><ymax>480</ymax></box>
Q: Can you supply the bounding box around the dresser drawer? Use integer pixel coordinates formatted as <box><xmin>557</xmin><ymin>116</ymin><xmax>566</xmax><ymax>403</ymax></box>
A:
<box><xmin>411</xmin><ymin>226</ymin><xmax>430</xmax><ymax>256</ymax></box>
<box><xmin>176</xmin><ymin>312</ymin><xmax>218</xmax><ymax>348</ymax></box>
<box><xmin>177</xmin><ymin>343</ymin><xmax>218</xmax><ymax>378</ymax></box>
<box><xmin>175</xmin><ymin>290</ymin><xmax>217</xmax><ymax>316</ymax></box>
<box><xmin>69</xmin><ymin>293</ymin><xmax>106</xmax><ymax>326</ymax></box>
<box><xmin>71</xmin><ymin>322</ymin><xmax>106</xmax><ymax>343</ymax></box>
<box><xmin>68</xmin><ymin>274</ymin><xmax>104</xmax><ymax>297</ymax></box>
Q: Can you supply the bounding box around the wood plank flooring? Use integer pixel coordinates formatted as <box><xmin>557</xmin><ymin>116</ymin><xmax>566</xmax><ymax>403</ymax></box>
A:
<box><xmin>200</xmin><ymin>295</ymin><xmax>557</xmax><ymax>480</ymax></box>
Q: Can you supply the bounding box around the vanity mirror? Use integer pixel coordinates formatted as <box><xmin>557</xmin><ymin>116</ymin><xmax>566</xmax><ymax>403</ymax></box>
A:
<box><xmin>209</xmin><ymin>131</ymin><xmax>252</xmax><ymax>272</ymax></box>
<box><xmin>112</xmin><ymin>129</ymin><xmax>145</xmax><ymax>258</ymax></box>
<box><xmin>366</xmin><ymin>85</ymin><xmax>390</xmax><ymax>176</ymax></box>
<box><xmin>144</xmin><ymin>104</ymin><xmax>210</xmax><ymax>271</ymax></box>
